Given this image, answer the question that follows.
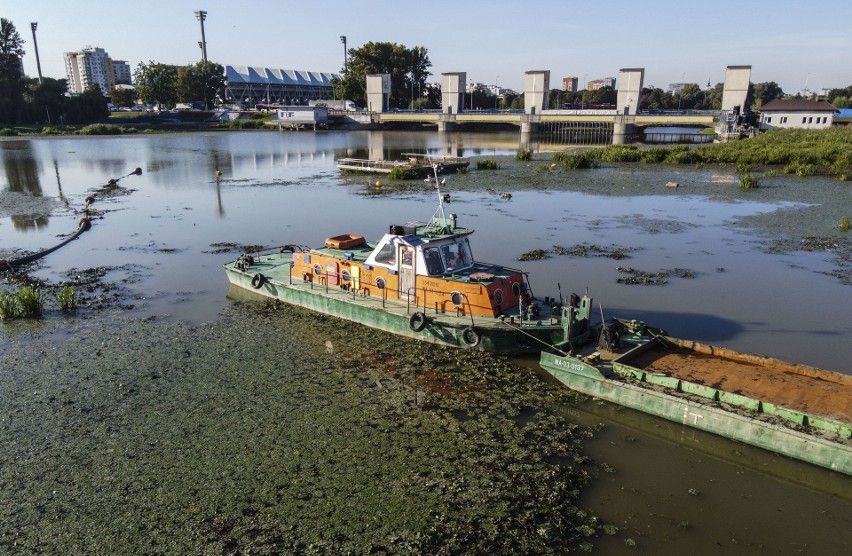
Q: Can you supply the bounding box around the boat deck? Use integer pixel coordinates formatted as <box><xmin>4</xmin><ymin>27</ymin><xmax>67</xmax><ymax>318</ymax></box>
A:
<box><xmin>620</xmin><ymin>339</ymin><xmax>852</xmax><ymax>423</ymax></box>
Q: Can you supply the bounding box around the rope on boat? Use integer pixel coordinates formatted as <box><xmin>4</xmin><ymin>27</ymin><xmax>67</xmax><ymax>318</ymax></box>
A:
<box><xmin>0</xmin><ymin>167</ymin><xmax>142</xmax><ymax>272</ymax></box>
<box><xmin>497</xmin><ymin>318</ymin><xmax>570</xmax><ymax>356</ymax></box>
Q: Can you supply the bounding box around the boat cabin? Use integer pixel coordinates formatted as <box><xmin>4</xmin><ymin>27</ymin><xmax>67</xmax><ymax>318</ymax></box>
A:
<box><xmin>290</xmin><ymin>215</ymin><xmax>531</xmax><ymax>319</ymax></box>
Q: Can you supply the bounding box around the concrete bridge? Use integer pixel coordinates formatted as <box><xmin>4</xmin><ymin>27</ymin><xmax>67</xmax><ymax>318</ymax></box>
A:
<box><xmin>363</xmin><ymin>66</ymin><xmax>751</xmax><ymax>143</ymax></box>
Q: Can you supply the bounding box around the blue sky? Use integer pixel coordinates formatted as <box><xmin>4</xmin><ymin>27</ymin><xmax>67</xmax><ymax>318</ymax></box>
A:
<box><xmin>6</xmin><ymin>0</ymin><xmax>851</xmax><ymax>94</ymax></box>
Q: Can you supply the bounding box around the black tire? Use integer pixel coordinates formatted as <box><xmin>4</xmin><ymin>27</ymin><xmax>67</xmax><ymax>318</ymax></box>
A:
<box><xmin>462</xmin><ymin>326</ymin><xmax>481</xmax><ymax>348</ymax></box>
<box><xmin>251</xmin><ymin>273</ymin><xmax>265</xmax><ymax>289</ymax></box>
<box><xmin>408</xmin><ymin>311</ymin><xmax>428</xmax><ymax>332</ymax></box>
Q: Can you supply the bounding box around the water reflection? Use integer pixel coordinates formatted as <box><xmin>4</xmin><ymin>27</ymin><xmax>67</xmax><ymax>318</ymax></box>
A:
<box><xmin>1</xmin><ymin>141</ymin><xmax>49</xmax><ymax>230</ymax></box>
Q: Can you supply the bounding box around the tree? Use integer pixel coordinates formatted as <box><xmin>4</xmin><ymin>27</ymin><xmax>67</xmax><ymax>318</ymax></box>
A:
<box><xmin>109</xmin><ymin>86</ymin><xmax>135</xmax><ymax>108</ymax></box>
<box><xmin>0</xmin><ymin>18</ymin><xmax>26</xmax><ymax>124</ymax></box>
<box><xmin>176</xmin><ymin>61</ymin><xmax>225</xmax><ymax>109</ymax></box>
<box><xmin>750</xmin><ymin>81</ymin><xmax>784</xmax><ymax>110</ymax></box>
<box><xmin>64</xmin><ymin>84</ymin><xmax>109</xmax><ymax>124</ymax></box>
<box><xmin>134</xmin><ymin>62</ymin><xmax>179</xmax><ymax>107</ymax></box>
<box><xmin>25</xmin><ymin>77</ymin><xmax>67</xmax><ymax>124</ymax></box>
<box><xmin>335</xmin><ymin>41</ymin><xmax>431</xmax><ymax>108</ymax></box>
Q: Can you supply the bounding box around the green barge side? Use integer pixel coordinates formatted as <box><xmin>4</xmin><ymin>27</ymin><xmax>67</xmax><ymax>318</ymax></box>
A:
<box><xmin>539</xmin><ymin>325</ymin><xmax>852</xmax><ymax>475</ymax></box>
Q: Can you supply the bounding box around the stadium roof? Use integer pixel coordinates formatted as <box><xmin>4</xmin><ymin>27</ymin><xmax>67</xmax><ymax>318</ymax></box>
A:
<box><xmin>225</xmin><ymin>65</ymin><xmax>339</xmax><ymax>86</ymax></box>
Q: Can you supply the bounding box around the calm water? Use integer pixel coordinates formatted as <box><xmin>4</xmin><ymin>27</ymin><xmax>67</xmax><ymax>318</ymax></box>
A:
<box><xmin>2</xmin><ymin>131</ymin><xmax>851</xmax><ymax>553</ymax></box>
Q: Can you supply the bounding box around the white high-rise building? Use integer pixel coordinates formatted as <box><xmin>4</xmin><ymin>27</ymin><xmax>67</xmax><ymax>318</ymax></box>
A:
<box><xmin>111</xmin><ymin>60</ymin><xmax>132</xmax><ymax>86</ymax></box>
<box><xmin>64</xmin><ymin>47</ymin><xmax>115</xmax><ymax>94</ymax></box>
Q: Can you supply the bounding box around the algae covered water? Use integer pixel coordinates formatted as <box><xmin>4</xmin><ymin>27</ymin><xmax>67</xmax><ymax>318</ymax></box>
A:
<box><xmin>1</xmin><ymin>131</ymin><xmax>851</xmax><ymax>553</ymax></box>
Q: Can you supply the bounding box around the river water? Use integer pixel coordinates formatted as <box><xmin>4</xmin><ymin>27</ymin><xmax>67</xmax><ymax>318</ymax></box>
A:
<box><xmin>1</xmin><ymin>130</ymin><xmax>850</xmax><ymax>553</ymax></box>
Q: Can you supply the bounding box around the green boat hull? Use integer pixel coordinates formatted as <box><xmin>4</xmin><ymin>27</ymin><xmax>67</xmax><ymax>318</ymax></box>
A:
<box><xmin>224</xmin><ymin>262</ymin><xmax>567</xmax><ymax>354</ymax></box>
<box><xmin>540</xmin><ymin>351</ymin><xmax>852</xmax><ymax>475</ymax></box>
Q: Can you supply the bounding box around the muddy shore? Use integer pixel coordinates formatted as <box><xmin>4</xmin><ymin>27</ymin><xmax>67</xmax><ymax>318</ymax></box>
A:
<box><xmin>0</xmin><ymin>301</ymin><xmax>607</xmax><ymax>554</ymax></box>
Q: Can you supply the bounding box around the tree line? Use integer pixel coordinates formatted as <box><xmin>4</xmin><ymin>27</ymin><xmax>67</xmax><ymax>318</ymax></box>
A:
<box><xmin>3</xmin><ymin>16</ymin><xmax>851</xmax><ymax>126</ymax></box>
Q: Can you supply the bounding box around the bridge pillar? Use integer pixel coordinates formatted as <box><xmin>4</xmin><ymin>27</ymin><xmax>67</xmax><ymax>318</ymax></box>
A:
<box><xmin>612</xmin><ymin>115</ymin><xmax>636</xmax><ymax>145</ymax></box>
<box><xmin>523</xmin><ymin>70</ymin><xmax>549</xmax><ymax>115</ymax></box>
<box><xmin>616</xmin><ymin>68</ymin><xmax>644</xmax><ymax>116</ymax></box>
<box><xmin>520</xmin><ymin>114</ymin><xmax>540</xmax><ymax>134</ymax></box>
<box><xmin>441</xmin><ymin>72</ymin><xmax>466</xmax><ymax>114</ymax></box>
<box><xmin>366</xmin><ymin>74</ymin><xmax>390</xmax><ymax>113</ymax></box>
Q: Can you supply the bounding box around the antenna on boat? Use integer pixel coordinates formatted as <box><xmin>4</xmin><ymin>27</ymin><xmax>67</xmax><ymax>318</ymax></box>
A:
<box><xmin>426</xmin><ymin>164</ymin><xmax>452</xmax><ymax>233</ymax></box>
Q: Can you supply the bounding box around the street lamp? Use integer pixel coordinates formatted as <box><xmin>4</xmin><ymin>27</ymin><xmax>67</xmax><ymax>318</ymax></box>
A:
<box><xmin>194</xmin><ymin>10</ymin><xmax>208</xmax><ymax>63</ymax></box>
<box><xmin>340</xmin><ymin>35</ymin><xmax>347</xmax><ymax>73</ymax></box>
<box><xmin>494</xmin><ymin>75</ymin><xmax>499</xmax><ymax>110</ymax></box>
<box><xmin>30</xmin><ymin>23</ymin><xmax>43</xmax><ymax>84</ymax></box>
<box><xmin>469</xmin><ymin>80</ymin><xmax>473</xmax><ymax>111</ymax></box>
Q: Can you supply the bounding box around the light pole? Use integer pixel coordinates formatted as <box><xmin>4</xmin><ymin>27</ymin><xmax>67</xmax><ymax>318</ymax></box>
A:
<box><xmin>340</xmin><ymin>36</ymin><xmax>347</xmax><ymax>73</ymax></box>
<box><xmin>194</xmin><ymin>10</ymin><xmax>208</xmax><ymax>63</ymax></box>
<box><xmin>469</xmin><ymin>80</ymin><xmax>473</xmax><ymax>111</ymax></box>
<box><xmin>30</xmin><ymin>23</ymin><xmax>43</xmax><ymax>84</ymax></box>
<box><xmin>494</xmin><ymin>75</ymin><xmax>499</xmax><ymax>110</ymax></box>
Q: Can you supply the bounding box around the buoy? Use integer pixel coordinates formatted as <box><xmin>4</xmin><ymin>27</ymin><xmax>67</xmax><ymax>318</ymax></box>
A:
<box><xmin>666</xmin><ymin>181</ymin><xmax>679</xmax><ymax>188</ymax></box>
<box><xmin>550</xmin><ymin>163</ymin><xmax>557</xmax><ymax>168</ymax></box>
<box><xmin>215</xmin><ymin>169</ymin><xmax>222</xmax><ymax>177</ymax></box>
<box><xmin>85</xmin><ymin>195</ymin><xmax>95</xmax><ymax>206</ymax></box>
<box><xmin>375</xmin><ymin>181</ymin><xmax>382</xmax><ymax>188</ymax></box>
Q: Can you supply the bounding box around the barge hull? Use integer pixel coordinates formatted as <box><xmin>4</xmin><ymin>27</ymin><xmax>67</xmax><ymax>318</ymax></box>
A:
<box><xmin>540</xmin><ymin>351</ymin><xmax>852</xmax><ymax>475</ymax></box>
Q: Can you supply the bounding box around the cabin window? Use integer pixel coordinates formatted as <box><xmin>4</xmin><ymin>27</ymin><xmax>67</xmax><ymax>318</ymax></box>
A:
<box><xmin>451</xmin><ymin>291</ymin><xmax>463</xmax><ymax>306</ymax></box>
<box><xmin>313</xmin><ymin>263</ymin><xmax>323</xmax><ymax>275</ymax></box>
<box><xmin>765</xmin><ymin>116</ymin><xmax>771</xmax><ymax>123</ymax></box>
<box><xmin>781</xmin><ymin>116</ymin><xmax>787</xmax><ymax>124</ymax></box>
<box><xmin>376</xmin><ymin>277</ymin><xmax>386</xmax><ymax>290</ymax></box>
<box><xmin>401</xmin><ymin>246</ymin><xmax>414</xmax><ymax>267</ymax></box>
<box><xmin>441</xmin><ymin>240</ymin><xmax>471</xmax><ymax>272</ymax></box>
<box><xmin>423</xmin><ymin>247</ymin><xmax>444</xmax><ymax>275</ymax></box>
<box><xmin>341</xmin><ymin>269</ymin><xmax>351</xmax><ymax>282</ymax></box>
<box><xmin>374</xmin><ymin>242</ymin><xmax>396</xmax><ymax>265</ymax></box>
<box><xmin>511</xmin><ymin>282</ymin><xmax>522</xmax><ymax>297</ymax></box>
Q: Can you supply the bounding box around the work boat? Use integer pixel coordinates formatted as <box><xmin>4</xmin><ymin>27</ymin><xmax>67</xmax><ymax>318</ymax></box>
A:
<box><xmin>224</xmin><ymin>167</ymin><xmax>595</xmax><ymax>354</ymax></box>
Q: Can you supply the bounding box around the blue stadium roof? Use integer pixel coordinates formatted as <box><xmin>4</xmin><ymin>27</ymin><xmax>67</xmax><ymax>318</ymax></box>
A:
<box><xmin>225</xmin><ymin>65</ymin><xmax>339</xmax><ymax>86</ymax></box>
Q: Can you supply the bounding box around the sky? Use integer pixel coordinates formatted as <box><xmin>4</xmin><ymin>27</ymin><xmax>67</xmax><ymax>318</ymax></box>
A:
<box><xmin>4</xmin><ymin>0</ymin><xmax>851</xmax><ymax>95</ymax></box>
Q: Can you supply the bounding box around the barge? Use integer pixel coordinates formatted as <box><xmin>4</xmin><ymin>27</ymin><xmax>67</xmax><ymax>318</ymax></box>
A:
<box><xmin>539</xmin><ymin>320</ymin><xmax>852</xmax><ymax>475</ymax></box>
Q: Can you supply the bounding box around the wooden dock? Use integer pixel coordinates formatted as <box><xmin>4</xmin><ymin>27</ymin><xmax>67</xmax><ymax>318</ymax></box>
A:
<box><xmin>337</xmin><ymin>154</ymin><xmax>469</xmax><ymax>176</ymax></box>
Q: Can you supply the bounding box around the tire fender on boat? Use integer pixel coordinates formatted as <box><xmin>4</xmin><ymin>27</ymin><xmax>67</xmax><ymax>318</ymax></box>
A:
<box><xmin>462</xmin><ymin>326</ymin><xmax>481</xmax><ymax>348</ymax></box>
<box><xmin>408</xmin><ymin>312</ymin><xmax>428</xmax><ymax>332</ymax></box>
<box><xmin>251</xmin><ymin>273</ymin><xmax>265</xmax><ymax>289</ymax></box>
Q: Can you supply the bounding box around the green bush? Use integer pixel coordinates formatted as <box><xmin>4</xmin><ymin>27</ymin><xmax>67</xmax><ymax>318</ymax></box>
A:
<box><xmin>599</xmin><ymin>145</ymin><xmax>642</xmax><ymax>163</ymax></box>
<box><xmin>41</xmin><ymin>126</ymin><xmax>64</xmax><ymax>135</ymax></box>
<box><xmin>554</xmin><ymin>151</ymin><xmax>599</xmax><ymax>170</ymax></box>
<box><xmin>839</xmin><ymin>216</ymin><xmax>851</xmax><ymax>231</ymax></box>
<box><xmin>0</xmin><ymin>292</ymin><xmax>20</xmax><ymax>319</ymax></box>
<box><xmin>0</xmin><ymin>128</ymin><xmax>19</xmax><ymax>136</ymax></box>
<box><xmin>455</xmin><ymin>166</ymin><xmax>468</xmax><ymax>174</ymax></box>
<box><xmin>515</xmin><ymin>150</ymin><xmax>532</xmax><ymax>161</ymax></box>
<box><xmin>738</xmin><ymin>173</ymin><xmax>761</xmax><ymax>190</ymax></box>
<box><xmin>77</xmin><ymin>124</ymin><xmax>123</xmax><ymax>136</ymax></box>
<box><xmin>388</xmin><ymin>166</ymin><xmax>414</xmax><ymax>180</ymax></box>
<box><xmin>56</xmin><ymin>285</ymin><xmax>77</xmax><ymax>312</ymax></box>
<box><xmin>476</xmin><ymin>159</ymin><xmax>498</xmax><ymax>170</ymax></box>
<box><xmin>17</xmin><ymin>286</ymin><xmax>42</xmax><ymax>317</ymax></box>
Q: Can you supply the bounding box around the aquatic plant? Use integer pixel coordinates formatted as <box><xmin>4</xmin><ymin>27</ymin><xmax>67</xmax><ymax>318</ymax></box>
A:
<box><xmin>839</xmin><ymin>216</ymin><xmax>852</xmax><ymax>231</ymax></box>
<box><xmin>476</xmin><ymin>159</ymin><xmax>498</xmax><ymax>170</ymax></box>
<box><xmin>388</xmin><ymin>166</ymin><xmax>414</xmax><ymax>180</ymax></box>
<box><xmin>0</xmin><ymin>128</ymin><xmax>18</xmax><ymax>136</ymax></box>
<box><xmin>783</xmin><ymin>160</ymin><xmax>816</xmax><ymax>176</ymax></box>
<box><xmin>77</xmin><ymin>124</ymin><xmax>124</xmax><ymax>136</ymax></box>
<box><xmin>738</xmin><ymin>172</ymin><xmax>761</xmax><ymax>190</ymax></box>
<box><xmin>56</xmin><ymin>285</ymin><xmax>77</xmax><ymax>312</ymax></box>
<box><xmin>554</xmin><ymin>151</ymin><xmax>599</xmax><ymax>170</ymax></box>
<box><xmin>0</xmin><ymin>292</ymin><xmax>20</xmax><ymax>319</ymax></box>
<box><xmin>598</xmin><ymin>145</ymin><xmax>642</xmax><ymax>163</ymax></box>
<box><xmin>17</xmin><ymin>286</ymin><xmax>42</xmax><ymax>317</ymax></box>
<box><xmin>455</xmin><ymin>166</ymin><xmax>468</xmax><ymax>174</ymax></box>
<box><xmin>515</xmin><ymin>150</ymin><xmax>532</xmax><ymax>161</ymax></box>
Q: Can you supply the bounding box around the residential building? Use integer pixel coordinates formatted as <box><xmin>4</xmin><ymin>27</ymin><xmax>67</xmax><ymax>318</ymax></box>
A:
<box><xmin>112</xmin><ymin>60</ymin><xmax>132</xmax><ymax>85</ymax></box>
<box><xmin>587</xmin><ymin>77</ymin><xmax>616</xmax><ymax>90</ymax></box>
<box><xmin>64</xmin><ymin>47</ymin><xmax>114</xmax><ymax>95</ymax></box>
<box><xmin>562</xmin><ymin>77</ymin><xmax>578</xmax><ymax>92</ymax></box>
<box><xmin>759</xmin><ymin>99</ymin><xmax>836</xmax><ymax>130</ymax></box>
